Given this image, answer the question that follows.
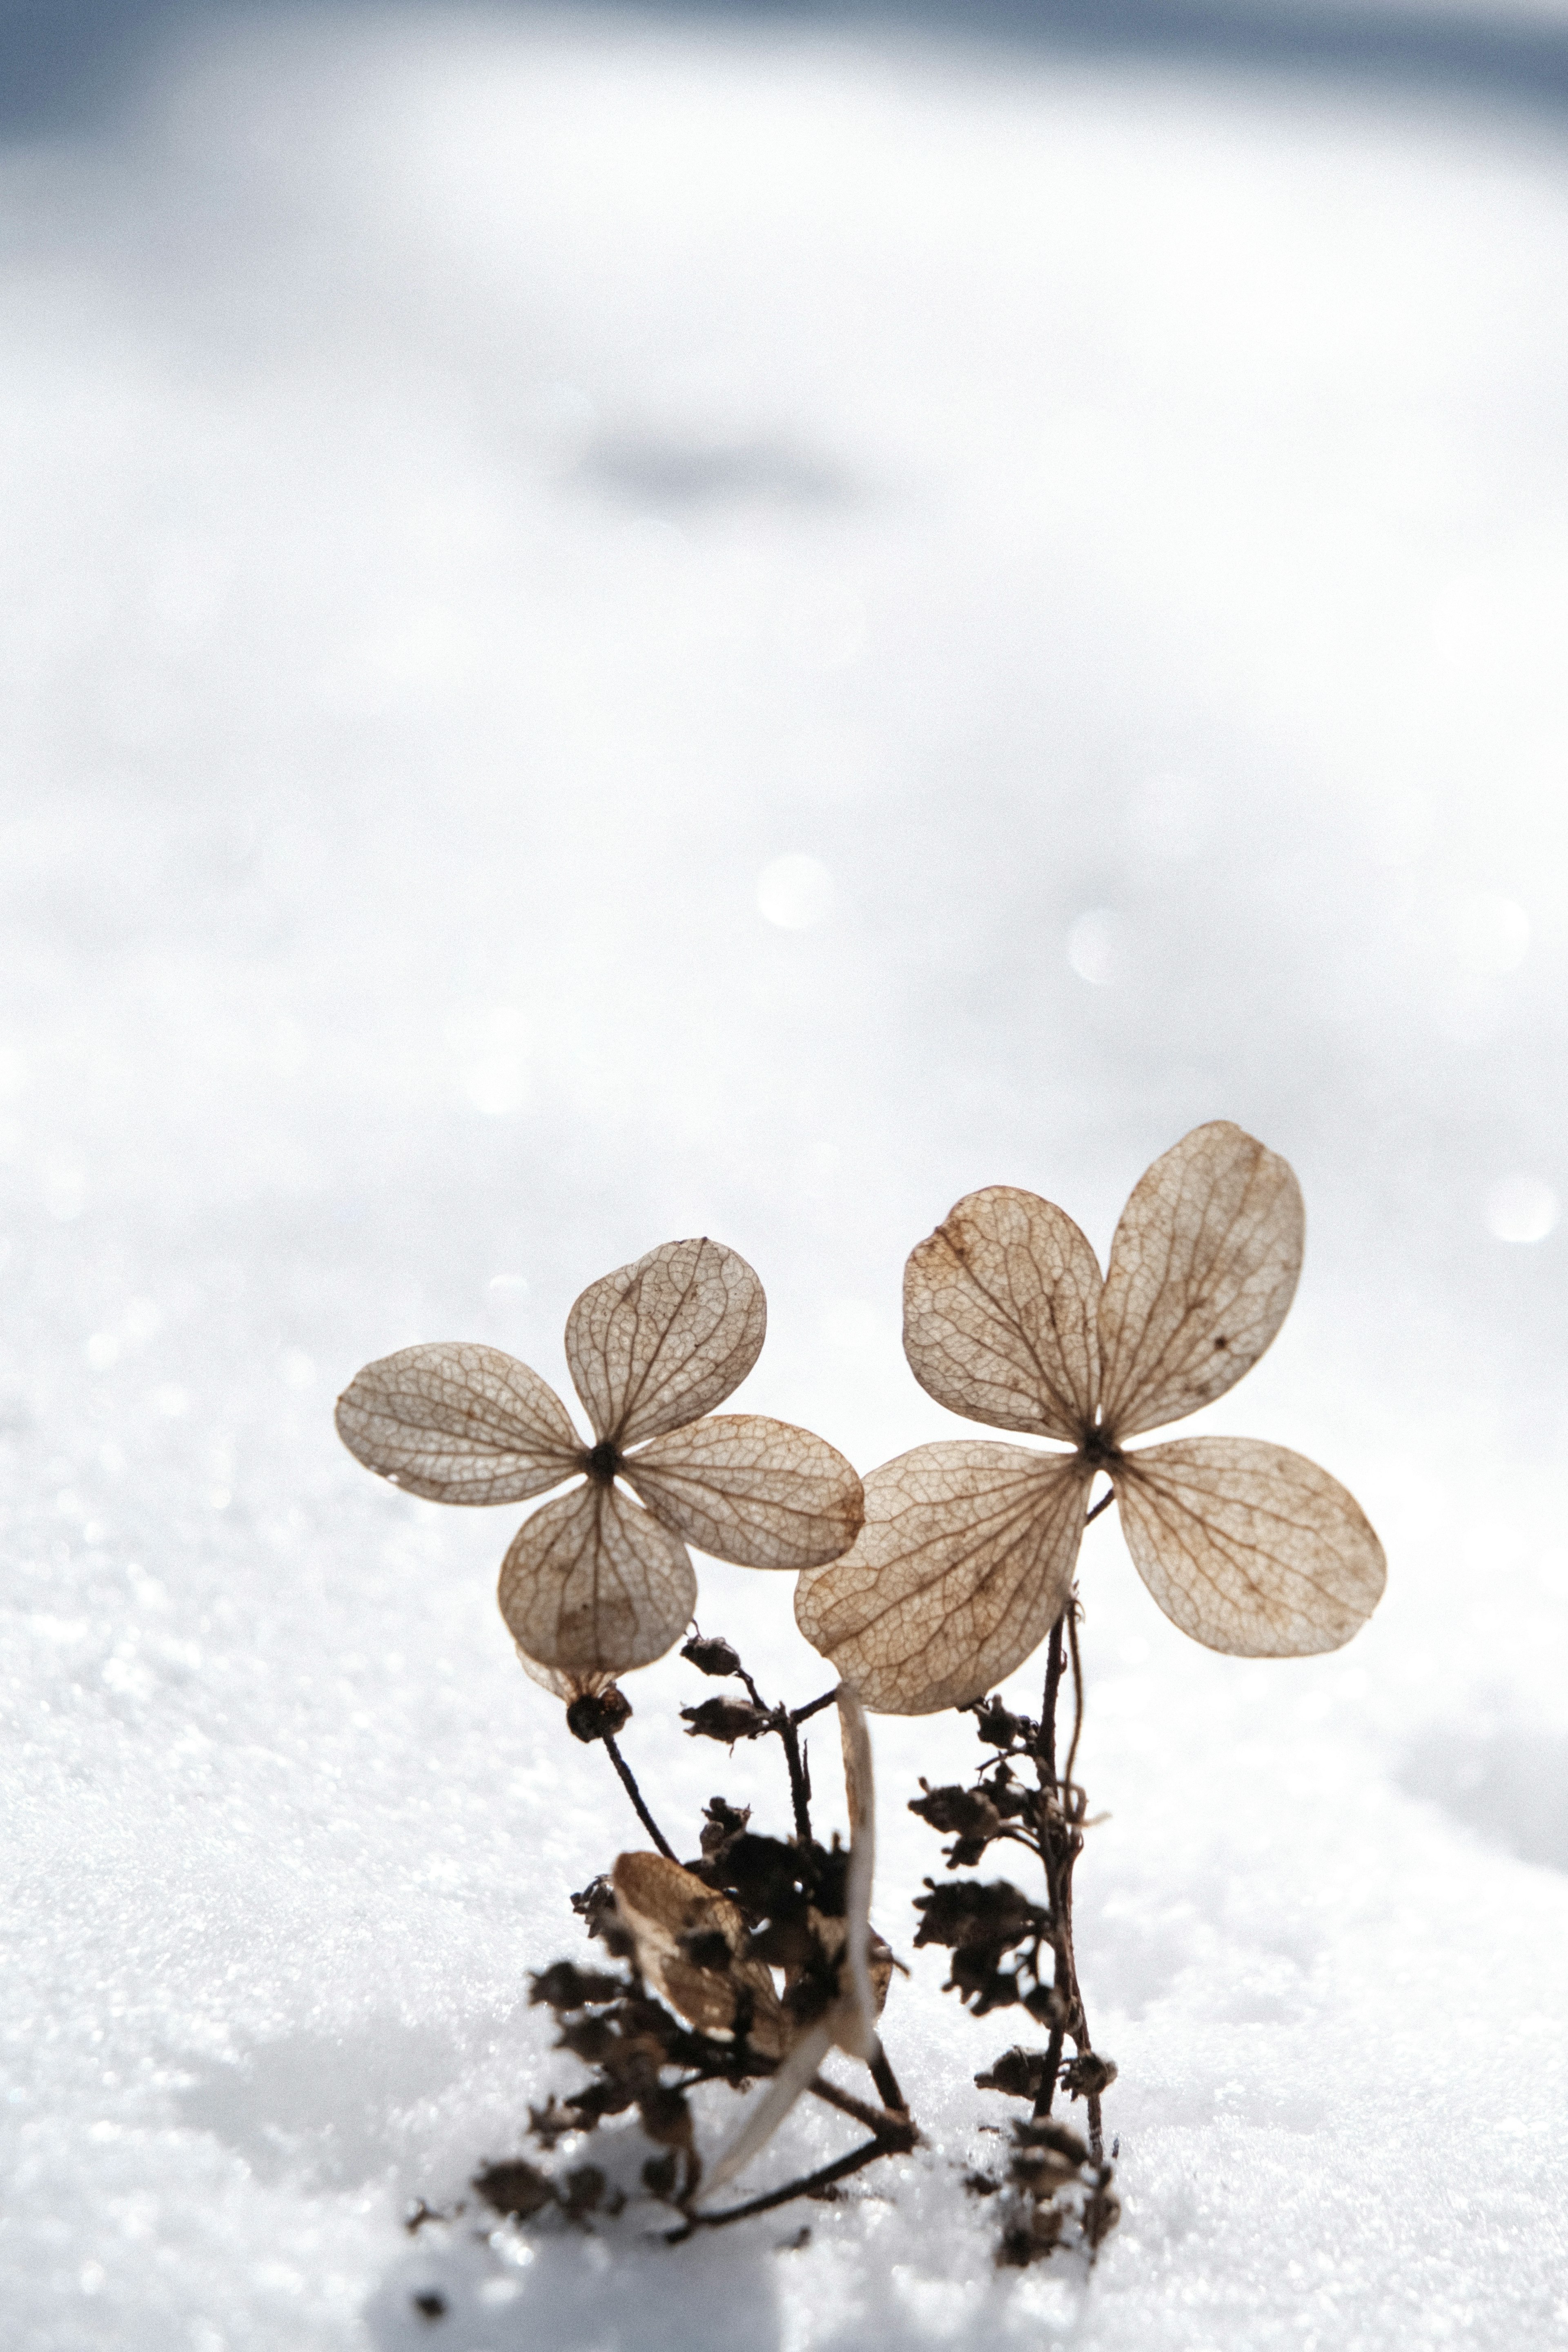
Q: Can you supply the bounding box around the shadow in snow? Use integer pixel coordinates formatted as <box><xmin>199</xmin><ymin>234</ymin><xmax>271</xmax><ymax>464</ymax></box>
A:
<box><xmin>366</xmin><ymin>2219</ymin><xmax>786</xmax><ymax>2352</ymax></box>
<box><xmin>578</xmin><ymin>434</ymin><xmax>854</xmax><ymax>510</ymax></box>
<box><xmin>1400</xmin><ymin>1720</ymin><xmax>1568</xmax><ymax>1873</ymax></box>
<box><xmin>176</xmin><ymin>2018</ymin><xmax>466</xmax><ymax>2187</ymax></box>
<box><xmin>7</xmin><ymin>0</ymin><xmax>1568</xmax><ymax>141</ymax></box>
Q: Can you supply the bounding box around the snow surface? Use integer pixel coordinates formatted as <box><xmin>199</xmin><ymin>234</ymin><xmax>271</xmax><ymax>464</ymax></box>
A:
<box><xmin>2</xmin><ymin>5</ymin><xmax>1567</xmax><ymax>2347</ymax></box>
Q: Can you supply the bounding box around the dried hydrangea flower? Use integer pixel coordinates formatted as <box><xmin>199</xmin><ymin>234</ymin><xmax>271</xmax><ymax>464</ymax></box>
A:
<box><xmin>337</xmin><ymin>1237</ymin><xmax>864</xmax><ymax>1677</ymax></box>
<box><xmin>796</xmin><ymin>1123</ymin><xmax>1386</xmax><ymax>1714</ymax></box>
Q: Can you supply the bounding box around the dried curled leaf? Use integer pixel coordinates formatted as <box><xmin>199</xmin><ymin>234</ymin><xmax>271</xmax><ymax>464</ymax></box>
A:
<box><xmin>497</xmin><ymin>1480</ymin><xmax>697</xmax><ymax>1674</ymax></box>
<box><xmin>904</xmin><ymin>1187</ymin><xmax>1102</xmax><ymax>1440</ymax></box>
<box><xmin>1098</xmin><ymin>1123</ymin><xmax>1304</xmax><ymax>1441</ymax></box>
<box><xmin>622</xmin><ymin>1414</ymin><xmax>864</xmax><ymax>1570</ymax></box>
<box><xmin>795</xmin><ymin>1442</ymin><xmax>1091</xmax><ymax>1716</ymax></box>
<box><xmin>335</xmin><ymin>1343</ymin><xmax>583</xmax><ymax>1504</ymax></box>
<box><xmin>564</xmin><ymin>1238</ymin><xmax>766</xmax><ymax>1450</ymax></box>
<box><xmin>611</xmin><ymin>1852</ymin><xmax>786</xmax><ymax>2056</ymax></box>
<box><xmin>1114</xmin><ymin>1435</ymin><xmax>1386</xmax><ymax>1656</ymax></box>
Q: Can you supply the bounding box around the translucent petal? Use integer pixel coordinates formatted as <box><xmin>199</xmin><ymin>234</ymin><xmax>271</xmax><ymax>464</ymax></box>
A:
<box><xmin>621</xmin><ymin>1414</ymin><xmax>863</xmax><ymax>1570</ymax></box>
<box><xmin>700</xmin><ymin>2020</ymin><xmax>835</xmax><ymax>2204</ymax></box>
<box><xmin>497</xmin><ymin>1480</ymin><xmax>697</xmax><ymax>1675</ymax></box>
<box><xmin>565</xmin><ymin>1237</ymin><xmax>767</xmax><ymax>1447</ymax></box>
<box><xmin>512</xmin><ymin>1647</ymin><xmax>619</xmax><ymax>1703</ymax></box>
<box><xmin>335</xmin><ymin>1342</ymin><xmax>584</xmax><ymax>1504</ymax></box>
<box><xmin>833</xmin><ymin>1684</ymin><xmax>879</xmax><ymax>2062</ymax></box>
<box><xmin>1114</xmin><ymin>1435</ymin><xmax>1386</xmax><ymax>1656</ymax></box>
<box><xmin>1098</xmin><ymin>1122</ymin><xmax>1304</xmax><ymax>1440</ymax></box>
<box><xmin>612</xmin><ymin>1851</ymin><xmax>788</xmax><ymax>2056</ymax></box>
<box><xmin>903</xmin><ymin>1186</ymin><xmax>1101</xmax><ymax>1440</ymax></box>
<box><xmin>794</xmin><ymin>1441</ymin><xmax>1091</xmax><ymax>1716</ymax></box>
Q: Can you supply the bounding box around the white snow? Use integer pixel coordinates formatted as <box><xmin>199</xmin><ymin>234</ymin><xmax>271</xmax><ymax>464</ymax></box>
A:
<box><xmin>2</xmin><ymin>6</ymin><xmax>1566</xmax><ymax>2348</ymax></box>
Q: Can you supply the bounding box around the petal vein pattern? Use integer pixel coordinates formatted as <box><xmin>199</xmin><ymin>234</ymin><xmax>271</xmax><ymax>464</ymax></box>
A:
<box><xmin>497</xmin><ymin>1479</ymin><xmax>697</xmax><ymax>1674</ymax></box>
<box><xmin>1098</xmin><ymin>1122</ymin><xmax>1304</xmax><ymax>1440</ymax></box>
<box><xmin>794</xmin><ymin>1441</ymin><xmax>1092</xmax><ymax>1716</ymax></box>
<box><xmin>334</xmin><ymin>1343</ymin><xmax>584</xmax><ymax>1504</ymax></box>
<box><xmin>903</xmin><ymin>1187</ymin><xmax>1102</xmax><ymax>1440</ymax></box>
<box><xmin>1114</xmin><ymin>1435</ymin><xmax>1387</xmax><ymax>1656</ymax></box>
<box><xmin>622</xmin><ymin>1414</ymin><xmax>864</xmax><ymax>1569</ymax></box>
<box><xmin>564</xmin><ymin>1238</ymin><xmax>767</xmax><ymax>1448</ymax></box>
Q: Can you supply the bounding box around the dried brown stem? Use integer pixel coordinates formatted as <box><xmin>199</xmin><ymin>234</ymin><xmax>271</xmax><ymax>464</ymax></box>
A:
<box><xmin>601</xmin><ymin>1734</ymin><xmax>677</xmax><ymax>1860</ymax></box>
<box><xmin>670</xmin><ymin>2137</ymin><xmax>894</xmax><ymax>2237</ymax></box>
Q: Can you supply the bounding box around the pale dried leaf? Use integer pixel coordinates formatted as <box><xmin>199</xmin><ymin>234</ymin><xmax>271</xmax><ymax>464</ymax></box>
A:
<box><xmin>497</xmin><ymin>1480</ymin><xmax>697</xmax><ymax>1675</ymax></box>
<box><xmin>834</xmin><ymin>1684</ymin><xmax>879</xmax><ymax>2062</ymax></box>
<box><xmin>700</xmin><ymin>2018</ymin><xmax>835</xmax><ymax>2204</ymax></box>
<box><xmin>903</xmin><ymin>1187</ymin><xmax>1102</xmax><ymax>1440</ymax></box>
<box><xmin>612</xmin><ymin>1851</ymin><xmax>786</xmax><ymax>2056</ymax></box>
<box><xmin>621</xmin><ymin>1414</ymin><xmax>864</xmax><ymax>1570</ymax></box>
<box><xmin>1098</xmin><ymin>1122</ymin><xmax>1304</xmax><ymax>1440</ymax></box>
<box><xmin>1114</xmin><ymin>1435</ymin><xmax>1386</xmax><ymax>1656</ymax></box>
<box><xmin>335</xmin><ymin>1343</ymin><xmax>584</xmax><ymax>1504</ymax></box>
<box><xmin>795</xmin><ymin>1442</ymin><xmax>1092</xmax><ymax>1716</ymax></box>
<box><xmin>564</xmin><ymin>1238</ymin><xmax>766</xmax><ymax>1449</ymax></box>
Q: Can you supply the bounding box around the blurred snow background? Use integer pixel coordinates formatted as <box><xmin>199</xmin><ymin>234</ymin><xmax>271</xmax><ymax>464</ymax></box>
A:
<box><xmin>2</xmin><ymin>2</ymin><xmax>1566</xmax><ymax>2345</ymax></box>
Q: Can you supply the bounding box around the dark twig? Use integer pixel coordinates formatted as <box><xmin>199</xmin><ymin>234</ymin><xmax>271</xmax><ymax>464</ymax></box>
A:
<box><xmin>776</xmin><ymin>1710</ymin><xmax>813</xmax><ymax>1844</ymax></box>
<box><xmin>1083</xmin><ymin>1484</ymin><xmax>1116</xmax><ymax>1528</ymax></box>
<box><xmin>1062</xmin><ymin>1607</ymin><xmax>1087</xmax><ymax>1810</ymax></box>
<box><xmin>670</xmin><ymin>2138</ymin><xmax>894</xmax><ymax>2236</ymax></box>
<box><xmin>808</xmin><ymin>2073</ymin><xmax>917</xmax><ymax>2142</ymax></box>
<box><xmin>601</xmin><ymin>1735</ymin><xmax>677</xmax><ymax>1861</ymax></box>
<box><xmin>789</xmin><ymin>1687</ymin><xmax>839</xmax><ymax>1727</ymax></box>
<box><xmin>869</xmin><ymin>2045</ymin><xmax>908</xmax><ymax>2114</ymax></box>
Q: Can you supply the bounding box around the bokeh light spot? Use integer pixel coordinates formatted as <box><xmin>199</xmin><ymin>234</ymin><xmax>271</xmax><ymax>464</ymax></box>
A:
<box><xmin>1456</xmin><ymin>893</ymin><xmax>1530</xmax><ymax>976</ymax></box>
<box><xmin>758</xmin><ymin>854</ymin><xmax>834</xmax><ymax>930</ymax></box>
<box><xmin>1485</xmin><ymin>1176</ymin><xmax>1559</xmax><ymax>1244</ymax></box>
<box><xmin>1066</xmin><ymin>909</ymin><xmax>1123</xmax><ymax>986</ymax></box>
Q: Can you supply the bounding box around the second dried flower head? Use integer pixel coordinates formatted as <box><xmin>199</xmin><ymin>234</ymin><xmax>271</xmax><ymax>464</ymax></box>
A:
<box><xmin>797</xmin><ymin>1122</ymin><xmax>1387</xmax><ymax>1713</ymax></box>
<box><xmin>337</xmin><ymin>1236</ymin><xmax>864</xmax><ymax>1677</ymax></box>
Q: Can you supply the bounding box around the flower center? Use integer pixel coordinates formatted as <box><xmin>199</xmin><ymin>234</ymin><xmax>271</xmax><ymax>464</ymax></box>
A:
<box><xmin>1078</xmin><ymin>1425</ymin><xmax>1123</xmax><ymax>1472</ymax></box>
<box><xmin>583</xmin><ymin>1439</ymin><xmax>623</xmax><ymax>1485</ymax></box>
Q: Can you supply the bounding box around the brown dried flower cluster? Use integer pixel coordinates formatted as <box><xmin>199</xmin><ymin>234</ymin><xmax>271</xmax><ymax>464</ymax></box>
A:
<box><xmin>336</xmin><ymin>1237</ymin><xmax>863</xmax><ymax>1677</ymax></box>
<box><xmin>796</xmin><ymin>1123</ymin><xmax>1386</xmax><ymax>1713</ymax></box>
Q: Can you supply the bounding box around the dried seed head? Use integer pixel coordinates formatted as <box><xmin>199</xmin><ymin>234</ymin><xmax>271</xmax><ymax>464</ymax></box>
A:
<box><xmin>679</xmin><ymin>1697</ymin><xmax>773</xmax><ymax>1744</ymax></box>
<box><xmin>682</xmin><ymin>1634</ymin><xmax>744</xmax><ymax>1678</ymax></box>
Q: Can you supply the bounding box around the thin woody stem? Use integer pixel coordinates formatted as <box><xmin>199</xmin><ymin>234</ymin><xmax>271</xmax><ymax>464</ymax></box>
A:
<box><xmin>1063</xmin><ymin>1605</ymin><xmax>1087</xmax><ymax>1800</ymax></box>
<box><xmin>790</xmin><ymin>1687</ymin><xmax>839</xmax><ymax>1727</ymax></box>
<box><xmin>670</xmin><ymin>2137</ymin><xmax>893</xmax><ymax>2237</ymax></box>
<box><xmin>808</xmin><ymin>2073</ymin><xmax>917</xmax><ymax>2141</ymax></box>
<box><xmin>602</xmin><ymin>1734</ymin><xmax>677</xmax><ymax>1861</ymax></box>
<box><xmin>1040</xmin><ymin>1616</ymin><xmax>1065</xmax><ymax>1787</ymax></box>
<box><xmin>869</xmin><ymin>2045</ymin><xmax>908</xmax><ymax>2114</ymax></box>
<box><xmin>776</xmin><ymin>1710</ymin><xmax>813</xmax><ymax>1844</ymax></box>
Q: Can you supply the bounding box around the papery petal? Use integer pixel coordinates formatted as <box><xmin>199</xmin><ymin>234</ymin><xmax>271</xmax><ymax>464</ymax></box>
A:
<box><xmin>565</xmin><ymin>1237</ymin><xmax>767</xmax><ymax>1447</ymax></box>
<box><xmin>335</xmin><ymin>1342</ymin><xmax>584</xmax><ymax>1504</ymax></box>
<box><xmin>621</xmin><ymin>1414</ymin><xmax>864</xmax><ymax>1570</ymax></box>
<box><xmin>497</xmin><ymin>1479</ymin><xmax>697</xmax><ymax>1675</ymax></box>
<box><xmin>1114</xmin><ymin>1435</ymin><xmax>1386</xmax><ymax>1656</ymax></box>
<box><xmin>612</xmin><ymin>1851</ymin><xmax>787</xmax><ymax>2056</ymax></box>
<box><xmin>699</xmin><ymin>2018</ymin><xmax>835</xmax><ymax>2205</ymax></box>
<box><xmin>512</xmin><ymin>1648</ymin><xmax>619</xmax><ymax>1703</ymax></box>
<box><xmin>833</xmin><ymin>1684</ymin><xmax>879</xmax><ymax>2063</ymax></box>
<box><xmin>1098</xmin><ymin>1122</ymin><xmax>1304</xmax><ymax>1440</ymax></box>
<box><xmin>795</xmin><ymin>1442</ymin><xmax>1091</xmax><ymax>1716</ymax></box>
<box><xmin>903</xmin><ymin>1186</ymin><xmax>1101</xmax><ymax>1440</ymax></box>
